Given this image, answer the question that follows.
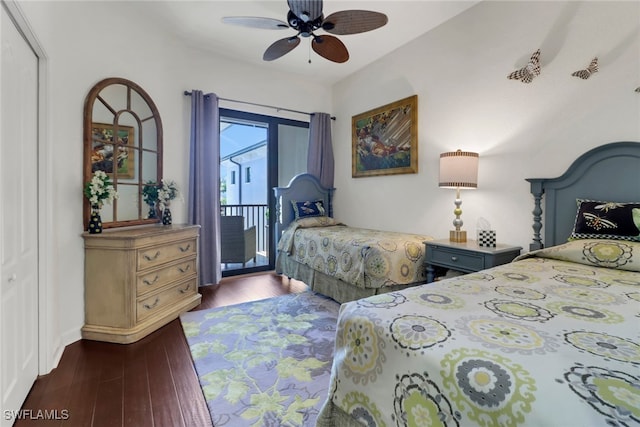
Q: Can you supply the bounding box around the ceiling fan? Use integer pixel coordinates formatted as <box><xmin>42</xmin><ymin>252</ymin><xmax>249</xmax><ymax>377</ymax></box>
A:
<box><xmin>222</xmin><ymin>0</ymin><xmax>388</xmax><ymax>63</ymax></box>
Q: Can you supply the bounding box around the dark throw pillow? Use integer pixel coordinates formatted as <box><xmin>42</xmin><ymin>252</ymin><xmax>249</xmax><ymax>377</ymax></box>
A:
<box><xmin>291</xmin><ymin>199</ymin><xmax>326</xmax><ymax>220</ymax></box>
<box><xmin>569</xmin><ymin>199</ymin><xmax>640</xmax><ymax>242</ymax></box>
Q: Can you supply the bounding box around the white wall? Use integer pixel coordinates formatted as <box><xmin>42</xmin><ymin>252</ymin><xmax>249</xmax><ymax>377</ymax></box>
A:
<box><xmin>18</xmin><ymin>0</ymin><xmax>331</xmax><ymax>349</ymax></box>
<box><xmin>332</xmin><ymin>1</ymin><xmax>640</xmax><ymax>251</ymax></box>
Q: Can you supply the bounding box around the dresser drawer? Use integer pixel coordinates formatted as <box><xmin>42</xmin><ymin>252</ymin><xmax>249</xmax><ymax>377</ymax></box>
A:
<box><xmin>136</xmin><ymin>258</ymin><xmax>196</xmax><ymax>296</ymax></box>
<box><xmin>136</xmin><ymin>278</ymin><xmax>197</xmax><ymax>322</ymax></box>
<box><xmin>428</xmin><ymin>247</ymin><xmax>485</xmax><ymax>271</ymax></box>
<box><xmin>137</xmin><ymin>238</ymin><xmax>196</xmax><ymax>270</ymax></box>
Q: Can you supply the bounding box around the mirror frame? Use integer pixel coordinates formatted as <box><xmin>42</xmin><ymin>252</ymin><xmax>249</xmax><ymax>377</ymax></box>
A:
<box><xmin>83</xmin><ymin>77</ymin><xmax>163</xmax><ymax>230</ymax></box>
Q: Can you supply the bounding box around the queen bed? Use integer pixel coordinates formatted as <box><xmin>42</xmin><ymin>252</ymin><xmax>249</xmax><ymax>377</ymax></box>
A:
<box><xmin>317</xmin><ymin>141</ymin><xmax>640</xmax><ymax>427</ymax></box>
<box><xmin>274</xmin><ymin>174</ymin><xmax>432</xmax><ymax>303</ymax></box>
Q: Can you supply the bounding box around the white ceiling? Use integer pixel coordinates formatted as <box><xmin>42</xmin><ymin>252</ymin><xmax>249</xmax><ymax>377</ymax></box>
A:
<box><xmin>139</xmin><ymin>0</ymin><xmax>479</xmax><ymax>85</ymax></box>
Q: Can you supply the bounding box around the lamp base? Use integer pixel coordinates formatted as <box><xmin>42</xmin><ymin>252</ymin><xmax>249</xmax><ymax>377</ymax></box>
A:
<box><xmin>449</xmin><ymin>230</ymin><xmax>467</xmax><ymax>243</ymax></box>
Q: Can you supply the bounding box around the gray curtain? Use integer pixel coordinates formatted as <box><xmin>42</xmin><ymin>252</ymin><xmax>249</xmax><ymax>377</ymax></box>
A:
<box><xmin>188</xmin><ymin>90</ymin><xmax>221</xmax><ymax>286</ymax></box>
<box><xmin>307</xmin><ymin>112</ymin><xmax>335</xmax><ymax>188</ymax></box>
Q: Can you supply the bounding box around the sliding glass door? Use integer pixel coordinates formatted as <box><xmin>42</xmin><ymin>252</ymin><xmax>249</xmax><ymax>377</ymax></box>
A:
<box><xmin>219</xmin><ymin>109</ymin><xmax>309</xmax><ymax>277</ymax></box>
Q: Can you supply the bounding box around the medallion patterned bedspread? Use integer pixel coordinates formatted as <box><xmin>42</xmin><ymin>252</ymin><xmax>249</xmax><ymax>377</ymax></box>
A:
<box><xmin>277</xmin><ymin>217</ymin><xmax>430</xmax><ymax>290</ymax></box>
<box><xmin>317</xmin><ymin>239</ymin><xmax>640</xmax><ymax>427</ymax></box>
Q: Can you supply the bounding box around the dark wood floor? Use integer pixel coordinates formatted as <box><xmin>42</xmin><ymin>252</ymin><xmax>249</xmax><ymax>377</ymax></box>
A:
<box><xmin>16</xmin><ymin>272</ymin><xmax>308</xmax><ymax>427</ymax></box>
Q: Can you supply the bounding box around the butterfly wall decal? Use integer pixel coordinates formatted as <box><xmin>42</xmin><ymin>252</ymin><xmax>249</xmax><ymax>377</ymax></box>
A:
<box><xmin>572</xmin><ymin>57</ymin><xmax>598</xmax><ymax>79</ymax></box>
<box><xmin>507</xmin><ymin>49</ymin><xmax>541</xmax><ymax>84</ymax></box>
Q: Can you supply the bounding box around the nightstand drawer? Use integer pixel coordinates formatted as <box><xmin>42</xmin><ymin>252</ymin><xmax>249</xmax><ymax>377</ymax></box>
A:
<box><xmin>424</xmin><ymin>239</ymin><xmax>522</xmax><ymax>283</ymax></box>
<box><xmin>429</xmin><ymin>247</ymin><xmax>485</xmax><ymax>271</ymax></box>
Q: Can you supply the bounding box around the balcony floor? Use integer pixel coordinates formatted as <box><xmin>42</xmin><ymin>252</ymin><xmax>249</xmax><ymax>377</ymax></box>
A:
<box><xmin>221</xmin><ymin>252</ymin><xmax>269</xmax><ymax>273</ymax></box>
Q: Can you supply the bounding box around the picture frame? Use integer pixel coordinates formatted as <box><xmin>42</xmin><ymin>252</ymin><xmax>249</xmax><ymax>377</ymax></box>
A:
<box><xmin>91</xmin><ymin>122</ymin><xmax>135</xmax><ymax>179</ymax></box>
<box><xmin>352</xmin><ymin>95</ymin><xmax>418</xmax><ymax>178</ymax></box>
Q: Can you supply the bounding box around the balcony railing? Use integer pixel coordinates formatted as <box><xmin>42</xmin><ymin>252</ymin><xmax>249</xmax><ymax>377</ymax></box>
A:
<box><xmin>220</xmin><ymin>204</ymin><xmax>269</xmax><ymax>256</ymax></box>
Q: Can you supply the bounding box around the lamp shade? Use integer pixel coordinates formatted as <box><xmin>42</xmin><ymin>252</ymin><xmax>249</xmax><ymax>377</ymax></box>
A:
<box><xmin>439</xmin><ymin>150</ymin><xmax>479</xmax><ymax>189</ymax></box>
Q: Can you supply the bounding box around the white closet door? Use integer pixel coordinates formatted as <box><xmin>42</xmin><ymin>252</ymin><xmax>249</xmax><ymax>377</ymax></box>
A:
<box><xmin>1</xmin><ymin>4</ymin><xmax>40</xmax><ymax>423</ymax></box>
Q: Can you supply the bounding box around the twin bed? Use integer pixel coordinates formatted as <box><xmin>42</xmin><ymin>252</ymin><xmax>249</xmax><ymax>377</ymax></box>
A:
<box><xmin>274</xmin><ymin>174</ymin><xmax>431</xmax><ymax>303</ymax></box>
<box><xmin>275</xmin><ymin>141</ymin><xmax>640</xmax><ymax>426</ymax></box>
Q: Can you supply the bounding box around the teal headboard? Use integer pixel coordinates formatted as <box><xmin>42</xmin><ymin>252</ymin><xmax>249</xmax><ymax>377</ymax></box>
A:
<box><xmin>273</xmin><ymin>173</ymin><xmax>335</xmax><ymax>246</ymax></box>
<box><xmin>527</xmin><ymin>141</ymin><xmax>640</xmax><ymax>250</ymax></box>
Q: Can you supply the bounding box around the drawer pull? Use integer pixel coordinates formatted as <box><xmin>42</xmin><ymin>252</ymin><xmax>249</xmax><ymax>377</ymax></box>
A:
<box><xmin>179</xmin><ymin>244</ymin><xmax>191</xmax><ymax>252</ymax></box>
<box><xmin>451</xmin><ymin>256</ymin><xmax>458</xmax><ymax>262</ymax></box>
<box><xmin>143</xmin><ymin>298</ymin><xmax>160</xmax><ymax>310</ymax></box>
<box><xmin>179</xmin><ymin>283</ymin><xmax>192</xmax><ymax>294</ymax></box>
<box><xmin>144</xmin><ymin>251</ymin><xmax>161</xmax><ymax>261</ymax></box>
<box><xmin>143</xmin><ymin>275</ymin><xmax>159</xmax><ymax>286</ymax></box>
<box><xmin>178</xmin><ymin>264</ymin><xmax>191</xmax><ymax>273</ymax></box>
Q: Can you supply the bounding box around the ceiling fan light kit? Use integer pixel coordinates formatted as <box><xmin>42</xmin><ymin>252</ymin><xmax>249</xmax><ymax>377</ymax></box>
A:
<box><xmin>223</xmin><ymin>0</ymin><xmax>388</xmax><ymax>64</ymax></box>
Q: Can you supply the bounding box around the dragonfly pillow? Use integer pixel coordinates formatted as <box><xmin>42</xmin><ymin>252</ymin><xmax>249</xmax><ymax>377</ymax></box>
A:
<box><xmin>569</xmin><ymin>199</ymin><xmax>640</xmax><ymax>241</ymax></box>
<box><xmin>291</xmin><ymin>199</ymin><xmax>326</xmax><ymax>220</ymax></box>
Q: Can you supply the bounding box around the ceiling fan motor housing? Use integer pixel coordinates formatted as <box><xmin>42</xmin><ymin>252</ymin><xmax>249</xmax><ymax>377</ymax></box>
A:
<box><xmin>287</xmin><ymin>10</ymin><xmax>323</xmax><ymax>37</ymax></box>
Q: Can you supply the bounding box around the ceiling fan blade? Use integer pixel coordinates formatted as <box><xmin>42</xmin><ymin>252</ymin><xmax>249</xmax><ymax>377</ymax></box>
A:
<box><xmin>312</xmin><ymin>34</ymin><xmax>349</xmax><ymax>63</ymax></box>
<box><xmin>263</xmin><ymin>36</ymin><xmax>301</xmax><ymax>61</ymax></box>
<box><xmin>222</xmin><ymin>16</ymin><xmax>289</xmax><ymax>30</ymax></box>
<box><xmin>322</xmin><ymin>10</ymin><xmax>388</xmax><ymax>35</ymax></box>
<box><xmin>287</xmin><ymin>0</ymin><xmax>323</xmax><ymax>22</ymax></box>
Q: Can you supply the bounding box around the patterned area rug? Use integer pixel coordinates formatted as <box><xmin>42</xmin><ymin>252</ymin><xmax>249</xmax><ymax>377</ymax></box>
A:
<box><xmin>179</xmin><ymin>291</ymin><xmax>340</xmax><ymax>427</ymax></box>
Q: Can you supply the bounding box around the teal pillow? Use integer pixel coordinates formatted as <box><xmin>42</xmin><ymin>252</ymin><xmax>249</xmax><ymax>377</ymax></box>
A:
<box><xmin>291</xmin><ymin>200</ymin><xmax>326</xmax><ymax>220</ymax></box>
<box><xmin>569</xmin><ymin>199</ymin><xmax>640</xmax><ymax>241</ymax></box>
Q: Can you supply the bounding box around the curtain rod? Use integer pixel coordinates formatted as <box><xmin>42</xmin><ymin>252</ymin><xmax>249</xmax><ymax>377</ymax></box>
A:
<box><xmin>183</xmin><ymin>91</ymin><xmax>335</xmax><ymax>120</ymax></box>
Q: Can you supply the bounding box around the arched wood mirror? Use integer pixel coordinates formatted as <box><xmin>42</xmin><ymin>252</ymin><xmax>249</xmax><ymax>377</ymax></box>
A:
<box><xmin>83</xmin><ymin>77</ymin><xmax>163</xmax><ymax>229</ymax></box>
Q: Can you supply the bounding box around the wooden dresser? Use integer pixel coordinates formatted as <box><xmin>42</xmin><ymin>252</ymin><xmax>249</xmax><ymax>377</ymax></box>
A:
<box><xmin>82</xmin><ymin>224</ymin><xmax>202</xmax><ymax>343</ymax></box>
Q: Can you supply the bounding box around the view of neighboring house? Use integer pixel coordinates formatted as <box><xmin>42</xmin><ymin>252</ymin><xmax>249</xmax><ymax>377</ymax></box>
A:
<box><xmin>220</xmin><ymin>122</ymin><xmax>268</xmax><ymax>207</ymax></box>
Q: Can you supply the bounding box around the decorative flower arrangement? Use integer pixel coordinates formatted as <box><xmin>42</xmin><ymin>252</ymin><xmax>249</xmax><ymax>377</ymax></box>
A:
<box><xmin>142</xmin><ymin>180</ymin><xmax>159</xmax><ymax>207</ymax></box>
<box><xmin>157</xmin><ymin>179</ymin><xmax>179</xmax><ymax>210</ymax></box>
<box><xmin>84</xmin><ymin>170</ymin><xmax>118</xmax><ymax>209</ymax></box>
<box><xmin>142</xmin><ymin>180</ymin><xmax>160</xmax><ymax>218</ymax></box>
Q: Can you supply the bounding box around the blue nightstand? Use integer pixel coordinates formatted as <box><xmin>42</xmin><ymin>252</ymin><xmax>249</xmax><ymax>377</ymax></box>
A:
<box><xmin>424</xmin><ymin>239</ymin><xmax>522</xmax><ymax>283</ymax></box>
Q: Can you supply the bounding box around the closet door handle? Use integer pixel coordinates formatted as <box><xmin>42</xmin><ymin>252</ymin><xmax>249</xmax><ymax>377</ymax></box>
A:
<box><xmin>144</xmin><ymin>251</ymin><xmax>161</xmax><ymax>261</ymax></box>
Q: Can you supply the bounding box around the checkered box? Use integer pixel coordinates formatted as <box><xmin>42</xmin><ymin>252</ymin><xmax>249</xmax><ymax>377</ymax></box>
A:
<box><xmin>478</xmin><ymin>230</ymin><xmax>496</xmax><ymax>247</ymax></box>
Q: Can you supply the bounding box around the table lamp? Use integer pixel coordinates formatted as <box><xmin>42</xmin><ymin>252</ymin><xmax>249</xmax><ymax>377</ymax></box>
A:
<box><xmin>439</xmin><ymin>149</ymin><xmax>479</xmax><ymax>242</ymax></box>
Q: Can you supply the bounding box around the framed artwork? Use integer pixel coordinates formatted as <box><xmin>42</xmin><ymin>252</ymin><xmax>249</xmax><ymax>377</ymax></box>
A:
<box><xmin>352</xmin><ymin>95</ymin><xmax>418</xmax><ymax>177</ymax></box>
<box><xmin>91</xmin><ymin>122</ymin><xmax>135</xmax><ymax>179</ymax></box>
